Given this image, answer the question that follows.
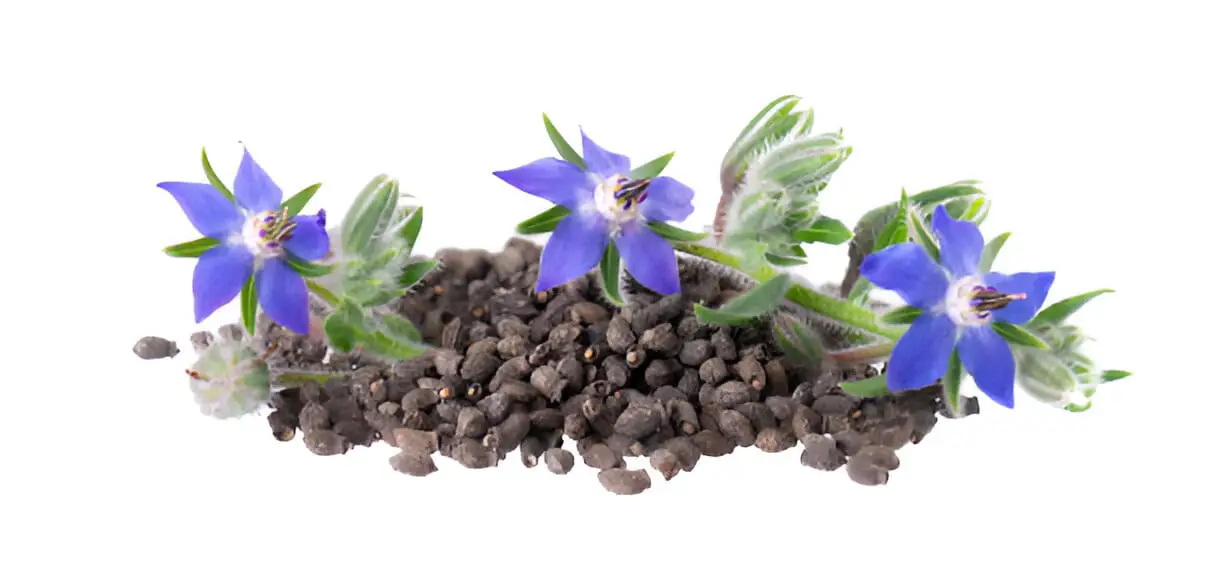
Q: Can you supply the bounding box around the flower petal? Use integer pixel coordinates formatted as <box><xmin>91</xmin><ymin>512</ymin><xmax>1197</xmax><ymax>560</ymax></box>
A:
<box><xmin>985</xmin><ymin>271</ymin><xmax>1056</xmax><ymax>324</ymax></box>
<box><xmin>257</xmin><ymin>257</ymin><xmax>310</xmax><ymax>334</ymax></box>
<box><xmin>885</xmin><ymin>313</ymin><xmax>958</xmax><ymax>391</ymax></box>
<box><xmin>284</xmin><ymin>210</ymin><xmax>330</xmax><ymax>261</ymax></box>
<box><xmin>536</xmin><ymin>212</ymin><xmax>609</xmax><ymax>292</ymax></box>
<box><xmin>157</xmin><ymin>182</ymin><xmax>243</xmax><ymax>239</ymax></box>
<box><xmin>931</xmin><ymin>204</ymin><xmax>984</xmax><ymax>277</ymax></box>
<box><xmin>581</xmin><ymin>129</ymin><xmax>631</xmax><ymax>178</ymax></box>
<box><xmin>233</xmin><ymin>148</ymin><xmax>283</xmax><ymax>213</ymax></box>
<box><xmin>859</xmin><ymin>242</ymin><xmax>950</xmax><ymax>309</ymax></box>
<box><xmin>639</xmin><ymin>176</ymin><xmax>696</xmax><ymax>223</ymax></box>
<box><xmin>192</xmin><ymin>244</ymin><xmax>254</xmax><ymax>323</ymax></box>
<box><xmin>493</xmin><ymin>158</ymin><xmax>597</xmax><ymax>210</ymax></box>
<box><xmin>615</xmin><ymin>221</ymin><xmax>681</xmax><ymax>295</ymax></box>
<box><xmin>958</xmin><ymin>325</ymin><xmax>1016</xmax><ymax>408</ymax></box>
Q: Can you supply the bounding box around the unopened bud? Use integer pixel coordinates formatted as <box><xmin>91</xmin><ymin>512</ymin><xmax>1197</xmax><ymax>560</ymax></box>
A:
<box><xmin>1015</xmin><ymin>347</ymin><xmax>1081</xmax><ymax>408</ymax></box>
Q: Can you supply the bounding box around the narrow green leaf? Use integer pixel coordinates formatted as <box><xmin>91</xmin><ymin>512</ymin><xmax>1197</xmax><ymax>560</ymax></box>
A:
<box><xmin>341</xmin><ymin>177</ymin><xmax>399</xmax><ymax>256</ymax></box>
<box><xmin>281</xmin><ymin>183</ymin><xmax>321</xmax><ymax>217</ymax></box>
<box><xmin>943</xmin><ymin>350</ymin><xmax>965</xmax><ymax>415</ymax></box>
<box><xmin>841</xmin><ymin>374</ymin><xmax>891</xmax><ymax>398</ymax></box>
<box><xmin>730</xmin><ymin>95</ymin><xmax>799</xmax><ymax>148</ymax></box>
<box><xmin>1100</xmin><ymin>369</ymin><xmax>1131</xmax><ymax>383</ymax></box>
<box><xmin>306</xmin><ymin>280</ymin><xmax>339</xmax><ymax>306</ymax></box>
<box><xmin>542</xmin><ymin>113</ymin><xmax>585</xmax><ymax>169</ymax></box>
<box><xmin>880</xmin><ymin>305</ymin><xmax>922</xmax><ymax>324</ymax></box>
<box><xmin>399</xmin><ymin>206</ymin><xmax>423</xmax><ymax>251</ymax></box>
<box><xmin>400</xmin><ymin>259</ymin><xmax>437</xmax><ymax>287</ymax></box>
<box><xmin>201</xmin><ymin>147</ymin><xmax>235</xmax><ymax>202</ymax></box>
<box><xmin>847</xmin><ymin>278</ymin><xmax>872</xmax><ymax>305</ymax></box>
<box><xmin>323</xmin><ymin>312</ymin><xmax>357</xmax><ymax>352</ymax></box>
<box><xmin>240</xmin><ymin>276</ymin><xmax>257</xmax><ymax>334</ymax></box>
<box><xmin>873</xmin><ymin>191</ymin><xmax>911</xmax><ymax>253</ymax></box>
<box><xmin>163</xmin><ymin>236</ymin><xmax>219</xmax><ymax>258</ymax></box>
<box><xmin>979</xmin><ymin>232</ymin><xmax>1011</xmax><ymax>273</ymax></box>
<box><xmin>992</xmin><ymin>322</ymin><xmax>1051</xmax><ymax>350</ymax></box>
<box><xmin>630</xmin><ymin>152</ymin><xmax>674</xmax><ymax>180</ymax></box>
<box><xmin>906</xmin><ymin>206</ymin><xmax>941</xmax><ymax>260</ymax></box>
<box><xmin>354</xmin><ymin>328</ymin><xmax>429</xmax><ymax>359</ymax></box>
<box><xmin>1031</xmin><ymin>289</ymin><xmax>1114</xmax><ymax>326</ymax></box>
<box><xmin>909</xmin><ymin>180</ymin><xmax>982</xmax><ymax>206</ymax></box>
<box><xmin>794</xmin><ymin>216</ymin><xmax>852</xmax><ymax>244</ymax></box>
<box><xmin>599</xmin><ymin>245</ymin><xmax>624</xmax><ymax>307</ymax></box>
<box><xmin>285</xmin><ymin>253</ymin><xmax>335</xmax><ymax>278</ymax></box>
<box><xmin>380</xmin><ymin>313</ymin><xmax>422</xmax><ymax>343</ymax></box>
<box><xmin>772</xmin><ymin>313</ymin><xmax>823</xmax><ymax>365</ymax></box>
<box><xmin>647</xmin><ymin>222</ymin><xmax>707</xmax><ymax>242</ymax></box>
<box><xmin>693</xmin><ymin>274</ymin><xmax>791</xmax><ymax>325</ymax></box>
<box><xmin>764</xmin><ymin>252</ymin><xmax>808</xmax><ymax>267</ymax></box>
<box><xmin>516</xmin><ymin>205</ymin><xmax>569</xmax><ymax>235</ymax></box>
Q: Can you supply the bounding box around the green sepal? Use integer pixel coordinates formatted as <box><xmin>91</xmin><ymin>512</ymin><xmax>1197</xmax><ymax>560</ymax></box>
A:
<box><xmin>879</xmin><ymin>305</ymin><xmax>922</xmax><ymax>324</ymax></box>
<box><xmin>1100</xmin><ymin>369</ymin><xmax>1131</xmax><ymax>383</ymax></box>
<box><xmin>163</xmin><ymin>236</ymin><xmax>219</xmax><ymax>258</ymax></box>
<box><xmin>630</xmin><ymin>152</ymin><xmax>674</xmax><ymax>180</ymax></box>
<box><xmin>694</xmin><ymin>274</ymin><xmax>791</xmax><ymax>326</ymax></box>
<box><xmin>979</xmin><ymin>232</ymin><xmax>1011</xmax><ymax>273</ymax></box>
<box><xmin>906</xmin><ymin>206</ymin><xmax>941</xmax><ymax>260</ymax></box>
<box><xmin>380</xmin><ymin>313</ymin><xmax>423</xmax><ymax>344</ymax></box>
<box><xmin>542</xmin><ymin>113</ymin><xmax>585</xmax><ymax>169</ymax></box>
<box><xmin>874</xmin><ymin>190</ymin><xmax>911</xmax><ymax>253</ymax></box>
<box><xmin>306</xmin><ymin>280</ymin><xmax>339</xmax><ymax>306</ymax></box>
<box><xmin>647</xmin><ymin>222</ymin><xmax>707</xmax><ymax>242</ymax></box>
<box><xmin>341</xmin><ymin>175</ymin><xmax>399</xmax><ymax>256</ymax></box>
<box><xmin>764</xmin><ymin>252</ymin><xmax>807</xmax><ymax>267</ymax></box>
<box><xmin>794</xmin><ymin>216</ymin><xmax>852</xmax><ymax>244</ymax></box>
<box><xmin>281</xmin><ymin>183</ymin><xmax>321</xmax><ymax>217</ymax></box>
<box><xmin>909</xmin><ymin>180</ymin><xmax>982</xmax><ymax>207</ymax></box>
<box><xmin>400</xmin><ymin>259</ymin><xmax>437</xmax><ymax>287</ymax></box>
<box><xmin>240</xmin><ymin>276</ymin><xmax>258</xmax><ymax>334</ymax></box>
<box><xmin>599</xmin><ymin>244</ymin><xmax>624</xmax><ymax>306</ymax></box>
<box><xmin>992</xmin><ymin>322</ymin><xmax>1051</xmax><ymax>350</ymax></box>
<box><xmin>840</xmin><ymin>374</ymin><xmax>891</xmax><ymax>398</ymax></box>
<box><xmin>516</xmin><ymin>205</ymin><xmax>569</xmax><ymax>235</ymax></box>
<box><xmin>399</xmin><ymin>206</ymin><xmax>423</xmax><ymax>252</ymax></box>
<box><xmin>1031</xmin><ymin>289</ymin><xmax>1114</xmax><ymax>326</ymax></box>
<box><xmin>943</xmin><ymin>350</ymin><xmax>966</xmax><ymax>415</ymax></box>
<box><xmin>284</xmin><ymin>253</ymin><xmax>335</xmax><ymax>278</ymax></box>
<box><xmin>201</xmin><ymin>147</ymin><xmax>236</xmax><ymax>203</ymax></box>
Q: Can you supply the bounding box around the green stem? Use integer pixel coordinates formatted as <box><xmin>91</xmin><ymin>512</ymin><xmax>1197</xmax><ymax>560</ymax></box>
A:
<box><xmin>674</xmin><ymin>242</ymin><xmax>905</xmax><ymax>341</ymax></box>
<box><xmin>829</xmin><ymin>341</ymin><xmax>897</xmax><ymax>364</ymax></box>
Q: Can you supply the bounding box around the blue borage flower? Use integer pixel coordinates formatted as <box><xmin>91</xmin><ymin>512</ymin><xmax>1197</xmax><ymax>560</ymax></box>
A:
<box><xmin>494</xmin><ymin>131</ymin><xmax>695</xmax><ymax>294</ymax></box>
<box><xmin>860</xmin><ymin>205</ymin><xmax>1055</xmax><ymax>407</ymax></box>
<box><xmin>157</xmin><ymin>149</ymin><xmax>329</xmax><ymax>334</ymax></box>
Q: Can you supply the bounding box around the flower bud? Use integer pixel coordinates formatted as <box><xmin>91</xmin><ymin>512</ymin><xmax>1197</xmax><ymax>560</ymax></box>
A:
<box><xmin>1015</xmin><ymin>347</ymin><xmax>1082</xmax><ymax>408</ymax></box>
<box><xmin>187</xmin><ymin>329</ymin><xmax>270</xmax><ymax>419</ymax></box>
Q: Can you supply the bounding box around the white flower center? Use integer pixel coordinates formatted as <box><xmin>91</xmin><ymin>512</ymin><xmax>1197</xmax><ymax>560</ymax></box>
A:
<box><xmin>239</xmin><ymin>209</ymin><xmax>295</xmax><ymax>257</ymax></box>
<box><xmin>943</xmin><ymin>275</ymin><xmax>1026</xmax><ymax>327</ymax></box>
<box><xmin>593</xmin><ymin>174</ymin><xmax>650</xmax><ymax>227</ymax></box>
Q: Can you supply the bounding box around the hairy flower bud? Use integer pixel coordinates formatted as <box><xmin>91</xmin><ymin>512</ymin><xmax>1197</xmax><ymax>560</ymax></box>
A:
<box><xmin>1014</xmin><ymin>322</ymin><xmax>1123</xmax><ymax>411</ymax></box>
<box><xmin>186</xmin><ymin>326</ymin><xmax>270</xmax><ymax>419</ymax></box>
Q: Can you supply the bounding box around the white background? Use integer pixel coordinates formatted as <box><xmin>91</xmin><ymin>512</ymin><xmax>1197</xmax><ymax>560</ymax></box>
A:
<box><xmin>2</xmin><ymin>1</ymin><xmax>1220</xmax><ymax>586</ymax></box>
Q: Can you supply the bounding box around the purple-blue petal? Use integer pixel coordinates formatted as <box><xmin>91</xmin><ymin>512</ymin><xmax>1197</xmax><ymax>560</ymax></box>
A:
<box><xmin>957</xmin><ymin>325</ymin><xmax>1016</xmax><ymax>408</ymax></box>
<box><xmin>157</xmin><ymin>182</ymin><xmax>243</xmax><ymax>239</ymax></box>
<box><xmin>638</xmin><ymin>176</ymin><xmax>696</xmax><ymax>223</ymax></box>
<box><xmin>493</xmin><ymin>158</ymin><xmax>597</xmax><ymax>210</ymax></box>
<box><xmin>985</xmin><ymin>271</ymin><xmax>1056</xmax><ymax>324</ymax></box>
<box><xmin>257</xmin><ymin>258</ymin><xmax>310</xmax><ymax>335</ymax></box>
<box><xmin>580</xmin><ymin>129</ymin><xmax>631</xmax><ymax>178</ymax></box>
<box><xmin>233</xmin><ymin>148</ymin><xmax>283</xmax><ymax>213</ymax></box>
<box><xmin>535</xmin><ymin>212</ymin><xmax>610</xmax><ymax>292</ymax></box>
<box><xmin>931</xmin><ymin>204</ymin><xmax>984</xmax><ymax>278</ymax></box>
<box><xmin>859</xmin><ymin>242</ymin><xmax>950</xmax><ymax>309</ymax></box>
<box><xmin>885</xmin><ymin>312</ymin><xmax>958</xmax><ymax>391</ymax></box>
<box><xmin>192</xmin><ymin>244</ymin><xmax>254</xmax><ymax>323</ymax></box>
<box><xmin>284</xmin><ymin>211</ymin><xmax>330</xmax><ymax>261</ymax></box>
<box><xmin>614</xmin><ymin>221</ymin><xmax>681</xmax><ymax>295</ymax></box>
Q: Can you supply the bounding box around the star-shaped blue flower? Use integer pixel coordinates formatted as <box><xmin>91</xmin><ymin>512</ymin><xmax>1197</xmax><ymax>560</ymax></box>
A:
<box><xmin>157</xmin><ymin>149</ymin><xmax>329</xmax><ymax>334</ymax></box>
<box><xmin>860</xmin><ymin>205</ymin><xmax>1055</xmax><ymax>407</ymax></box>
<box><xmin>493</xmin><ymin>131</ymin><xmax>695</xmax><ymax>294</ymax></box>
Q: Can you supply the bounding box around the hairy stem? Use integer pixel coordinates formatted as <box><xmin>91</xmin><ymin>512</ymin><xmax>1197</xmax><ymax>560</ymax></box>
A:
<box><xmin>828</xmin><ymin>341</ymin><xmax>897</xmax><ymax>365</ymax></box>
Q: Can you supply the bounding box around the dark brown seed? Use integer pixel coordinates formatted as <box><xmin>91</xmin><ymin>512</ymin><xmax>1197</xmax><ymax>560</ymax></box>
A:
<box><xmin>667</xmin><ymin>399</ymin><xmax>700</xmax><ymax>435</ymax></box>
<box><xmin>640</xmin><ymin>323</ymin><xmax>682</xmax><ymax>357</ymax></box>
<box><xmin>625</xmin><ymin>344</ymin><xmax>647</xmax><ymax>368</ymax></box>
<box><xmin>544</xmin><ymin>448</ymin><xmax>575</xmax><ymax>474</ymax></box>
<box><xmin>602</xmin><ymin>356</ymin><xmax>631</xmax><ymax>387</ymax></box>
<box><xmin>456</xmin><ymin>407</ymin><xmax>489</xmax><ymax>438</ymax></box>
<box><xmin>189</xmin><ymin>331</ymin><xmax>214</xmax><ymax>354</ymax></box>
<box><xmin>477</xmin><ymin>392</ymin><xmax>513</xmax><ymax>425</ymax></box>
<box><xmin>754</xmin><ymin>428</ymin><xmax>795</xmax><ymax>453</ymax></box>
<box><xmin>735</xmin><ymin>357</ymin><xmax>767</xmax><ymax>391</ymax></box>
<box><xmin>575</xmin><ymin>436</ymin><xmax>600</xmax><ymax>457</ymax></box>
<box><xmin>605</xmin><ymin>433</ymin><xmax>635</xmax><ymax>456</ymax></box>
<box><xmin>569</xmin><ymin>301</ymin><xmax>610</xmax><ymax>325</ymax></box>
<box><xmin>676</xmin><ymin>316</ymin><xmax>707</xmax><ymax>340</ymax></box>
<box><xmin>764</xmin><ymin>396</ymin><xmax>797</xmax><ymax>423</ymax></box>
<box><xmin>377</xmin><ymin>401</ymin><xmax>400</xmax><ymax>416</ymax></box>
<box><xmin>390</xmin><ymin>451</ymin><xmax>438</xmax><ymax>477</ymax></box>
<box><xmin>133</xmin><ymin>336</ymin><xmax>179</xmax><ymax>359</ymax></box>
<box><xmin>299</xmin><ymin>403</ymin><xmax>330</xmax><ymax>432</ymax></box>
<box><xmin>497</xmin><ymin>335</ymin><xmax>530</xmax><ymax>359</ymax></box>
<box><xmin>519</xmin><ymin>435</ymin><xmax>546</xmax><ymax>467</ymax></box>
<box><xmin>736</xmin><ymin>402</ymin><xmax>777</xmax><ymax>431</ymax></box>
<box><xmin>268</xmin><ymin>411</ymin><xmax>297</xmax><ymax>441</ymax></box>
<box><xmin>792</xmin><ymin>405</ymin><xmax>822</xmax><ymax>437</ymax></box>
<box><xmin>563</xmin><ymin>410</ymin><xmax>590</xmax><ymax>439</ymax></box>
<box><xmin>643</xmin><ymin>359</ymin><xmax>679</xmax><ymax>387</ymax></box>
<box><xmin>718</xmin><ymin>409</ymin><xmax>756</xmax><ymax>447</ymax></box>
<box><xmin>460</xmin><ymin>352</ymin><xmax>500</xmax><ymax>383</ymax></box>
<box><xmin>548</xmin><ymin>322</ymin><xmax>583</xmax><ymax>347</ymax></box>
<box><xmin>434</xmin><ymin>348</ymin><xmax>463</xmax><ymax>376</ymax></box>
<box><xmin>678</xmin><ymin>339</ymin><xmax>713</xmax><ymax>367</ymax></box>
<box><xmin>697</xmin><ymin>407</ymin><xmax>720</xmax><ymax>432</ymax></box>
<box><xmin>529</xmin><ymin>408</ymin><xmax>565</xmax><ymax>431</ymax></box>
<box><xmin>764</xmin><ymin>360</ymin><xmax>789</xmax><ymax>397</ymax></box>
<box><xmin>799</xmin><ymin>434</ymin><xmax>846</xmax><ymax>471</ymax></box>
<box><xmin>466</xmin><ymin>337</ymin><xmax>499</xmax><ymax>358</ymax></box>
<box><xmin>613</xmin><ymin>401</ymin><xmax>663</xmax><ymax>439</ymax></box>
<box><xmin>711</xmin><ymin>328</ymin><xmax>737</xmax><ymax>361</ymax></box>
<box><xmin>496</xmin><ymin>317</ymin><xmax>531</xmax><ymax>339</ymax></box>
<box><xmin>441</xmin><ymin>317</ymin><xmax>464</xmax><ymax>350</ymax></box>
<box><xmin>402</xmin><ymin>409</ymin><xmax>432</xmax><ymax>431</ymax></box>
<box><xmin>393</xmin><ymin>428</ymin><xmax>439</xmax><ymax>454</ymax></box>
<box><xmin>325</xmin><ymin>396</ymin><xmax>362</xmax><ymax>423</ymax></box>
<box><xmin>649</xmin><ymin>448</ymin><xmax>681</xmax><ymax>481</ymax></box>
<box><xmin>499</xmin><ymin>380</ymin><xmax>538</xmax><ymax>403</ymax></box>
<box><xmin>910</xmin><ymin>411</ymin><xmax>938</xmax><ymax>444</ymax></box>
<box><xmin>401</xmin><ymin>388</ymin><xmax>440</xmax><ymax>412</ymax></box>
<box><xmin>580</xmin><ymin>443</ymin><xmax>625</xmax><ymax>470</ymax></box>
<box><xmin>869</xmin><ymin>417</ymin><xmax>915</xmax><ymax>450</ymax></box>
<box><xmin>606</xmin><ymin>316</ymin><xmax>636</xmax><ymax>353</ymax></box>
<box><xmin>823</xmin><ymin>414</ymin><xmax>851</xmax><ymax>435</ymax></box>
<box><xmin>812</xmin><ymin>395</ymin><xmax>855</xmax><ymax>415</ymax></box>
<box><xmin>699</xmin><ymin>357</ymin><xmax>729</xmax><ymax>385</ymax></box>
<box><xmin>598</xmin><ymin>468</ymin><xmax>652</xmax><ymax>495</ymax></box>
<box><xmin>691</xmin><ymin>429</ymin><xmax>735</xmax><ymax>457</ymax></box>
<box><xmin>530</xmin><ymin>365</ymin><xmax>566</xmax><ymax>402</ymax></box>
<box><xmin>700</xmin><ymin>380</ymin><xmax>756</xmax><ymax>408</ymax></box>
<box><xmin>303</xmin><ymin>430</ymin><xmax>349</xmax><ymax>456</ymax></box>
<box><xmin>582</xmin><ymin>343</ymin><xmax>610</xmax><ymax>364</ymax></box>
<box><xmin>334</xmin><ymin>420</ymin><xmax>376</xmax><ymax>446</ymax></box>
<box><xmin>490</xmin><ymin>356</ymin><xmax>531</xmax><ymax>392</ymax></box>
<box><xmin>663</xmin><ymin>437</ymin><xmax>701</xmax><ymax>471</ymax></box>
<box><xmin>556</xmin><ymin>356</ymin><xmax>585</xmax><ymax>390</ymax></box>
<box><xmin>791</xmin><ymin>381</ymin><xmax>817</xmax><ymax>405</ymax></box>
<box><xmin>485</xmin><ymin>412</ymin><xmax>531</xmax><ymax>453</ymax></box>
<box><xmin>847</xmin><ymin>445</ymin><xmax>899</xmax><ymax>486</ymax></box>
<box><xmin>676</xmin><ymin>369</ymin><xmax>700</xmax><ymax>397</ymax></box>
<box><xmin>832</xmin><ymin>430</ymin><xmax>867</xmax><ymax>456</ymax></box>
<box><xmin>528</xmin><ymin>341</ymin><xmax>553</xmax><ymax>365</ymax></box>
<box><xmin>453</xmin><ymin>438</ymin><xmax>500</xmax><ymax>469</ymax></box>
<box><xmin>652</xmin><ymin>385</ymin><xmax>686</xmax><ymax>403</ymax></box>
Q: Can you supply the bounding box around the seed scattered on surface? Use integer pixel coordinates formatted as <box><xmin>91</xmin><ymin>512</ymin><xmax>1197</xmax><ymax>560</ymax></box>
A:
<box><xmin>755</xmin><ymin>428</ymin><xmax>795</xmax><ymax>453</ymax></box>
<box><xmin>544</xmin><ymin>448</ymin><xmax>575</xmax><ymax>474</ymax></box>
<box><xmin>800</xmin><ymin>434</ymin><xmax>846</xmax><ymax>471</ymax></box>
<box><xmin>691</xmin><ymin>430</ymin><xmax>735</xmax><ymax>457</ymax></box>
<box><xmin>519</xmin><ymin>435</ymin><xmax>546</xmax><ymax>468</ymax></box>
<box><xmin>847</xmin><ymin>445</ymin><xmax>899</xmax><ymax>486</ymax></box>
<box><xmin>390</xmin><ymin>451</ymin><xmax>438</xmax><ymax>477</ymax></box>
<box><xmin>133</xmin><ymin>336</ymin><xmax>179</xmax><ymax>359</ymax></box>
<box><xmin>735</xmin><ymin>357</ymin><xmax>767</xmax><ymax>391</ymax></box>
<box><xmin>268</xmin><ymin>411</ymin><xmax>297</xmax><ymax>441</ymax></box>
<box><xmin>698</xmin><ymin>357</ymin><xmax>729</xmax><ymax>385</ymax></box>
<box><xmin>718</xmin><ymin>409</ymin><xmax>756</xmax><ymax>447</ymax></box>
<box><xmin>456</xmin><ymin>406</ymin><xmax>489</xmax><ymax>438</ymax></box>
<box><xmin>453</xmin><ymin>438</ymin><xmax>500</xmax><ymax>469</ymax></box>
<box><xmin>598</xmin><ymin>468</ymin><xmax>652</xmax><ymax>495</ymax></box>
<box><xmin>580</xmin><ymin>443</ymin><xmax>624</xmax><ymax>470</ymax></box>
<box><xmin>700</xmin><ymin>380</ymin><xmax>756</xmax><ymax>408</ymax></box>
<box><xmin>649</xmin><ymin>448</ymin><xmax>681</xmax><ymax>481</ymax></box>
<box><xmin>393</xmin><ymin>428</ymin><xmax>439</xmax><ymax>454</ymax></box>
<box><xmin>304</xmin><ymin>430</ymin><xmax>349</xmax><ymax>456</ymax></box>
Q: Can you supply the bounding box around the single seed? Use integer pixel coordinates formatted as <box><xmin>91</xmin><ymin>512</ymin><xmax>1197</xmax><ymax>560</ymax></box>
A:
<box><xmin>736</xmin><ymin>402</ymin><xmax>777</xmax><ymax>432</ymax></box>
<box><xmin>812</xmin><ymin>395</ymin><xmax>855</xmax><ymax>415</ymax></box>
<box><xmin>453</xmin><ymin>438</ymin><xmax>500</xmax><ymax>469</ymax></box>
<box><xmin>460</xmin><ymin>352</ymin><xmax>500</xmax><ymax>383</ymax></box>
<box><xmin>529</xmin><ymin>408</ymin><xmax>565</xmax><ymax>430</ymax></box>
<box><xmin>640</xmin><ymin>323</ymin><xmax>682</xmax><ymax>357</ymax></box>
<box><xmin>563</xmin><ymin>412</ymin><xmax>589</xmax><ymax>440</ymax></box>
<box><xmin>700</xmin><ymin>380</ymin><xmax>756</xmax><ymax>408</ymax></box>
<box><xmin>833</xmin><ymin>430</ymin><xmax>867</xmax><ymax>456</ymax></box>
<box><xmin>580</xmin><ymin>443</ymin><xmax>624</xmax><ymax>470</ymax></box>
<box><xmin>652</xmin><ymin>386</ymin><xmax>686</xmax><ymax>403</ymax></box>
<box><xmin>606</xmin><ymin>316</ymin><xmax>636</xmax><ymax>353</ymax></box>
<box><xmin>678</xmin><ymin>339</ymin><xmax>713</xmax><ymax>367</ymax></box>
<box><xmin>667</xmin><ymin>399</ymin><xmax>700</xmax><ymax>435</ymax></box>
<box><xmin>602</xmin><ymin>356</ymin><xmax>631</xmax><ymax>387</ymax></box>
<box><xmin>544</xmin><ymin>448</ymin><xmax>575</xmax><ymax>474</ymax></box>
<box><xmin>389</xmin><ymin>451</ymin><xmax>437</xmax><ymax>477</ymax></box>
<box><xmin>456</xmin><ymin>407</ymin><xmax>489</xmax><ymax>438</ymax></box>
<box><xmin>800</xmin><ymin>434</ymin><xmax>846</xmax><ymax>471</ymax></box>
<box><xmin>401</xmin><ymin>388</ymin><xmax>440</xmax><ymax>412</ymax></box>
<box><xmin>477</xmin><ymin>392</ymin><xmax>513</xmax><ymax>425</ymax></box>
<box><xmin>698</xmin><ymin>357</ymin><xmax>729</xmax><ymax>385</ymax></box>
<box><xmin>691</xmin><ymin>429</ymin><xmax>735</xmax><ymax>457</ymax></box>
<box><xmin>625</xmin><ymin>344</ymin><xmax>647</xmax><ymax>368</ymax></box>
<box><xmin>718</xmin><ymin>409</ymin><xmax>756</xmax><ymax>447</ymax></box>
<box><xmin>764</xmin><ymin>396</ymin><xmax>797</xmax><ymax>423</ymax></box>
<box><xmin>676</xmin><ymin>369</ymin><xmax>700</xmax><ymax>397</ymax></box>
<box><xmin>530</xmin><ymin>365</ymin><xmax>566</xmax><ymax>403</ymax></box>
<box><xmin>499</xmin><ymin>380</ymin><xmax>538</xmax><ymax>403</ymax></box>
<box><xmin>299</xmin><ymin>403</ymin><xmax>330</xmax><ymax>432</ymax></box>
<box><xmin>392</xmin><ymin>428</ymin><xmax>439</xmax><ymax>454</ymax></box>
<box><xmin>268</xmin><ymin>411</ymin><xmax>297</xmax><ymax>441</ymax></box>
<box><xmin>735</xmin><ymin>357</ymin><xmax>767</xmax><ymax>391</ymax></box>
<box><xmin>792</xmin><ymin>405</ymin><xmax>822</xmax><ymax>437</ymax></box>
<box><xmin>764</xmin><ymin>360</ymin><xmax>789</xmax><ymax>397</ymax></box>
<box><xmin>711</xmin><ymin>329</ymin><xmax>737</xmax><ymax>361</ymax></box>
<box><xmin>132</xmin><ymin>336</ymin><xmax>179</xmax><ymax>360</ymax></box>
<box><xmin>519</xmin><ymin>435</ymin><xmax>546</xmax><ymax>467</ymax></box>
<box><xmin>663</xmin><ymin>436</ymin><xmax>701</xmax><ymax>471</ymax></box>
<box><xmin>649</xmin><ymin>448</ymin><xmax>681</xmax><ymax>481</ymax></box>
<box><xmin>754</xmin><ymin>428</ymin><xmax>795</xmax><ymax>453</ymax></box>
<box><xmin>598</xmin><ymin>468</ymin><xmax>652</xmax><ymax>495</ymax></box>
<box><xmin>846</xmin><ymin>445</ymin><xmax>899</xmax><ymax>486</ymax></box>
<box><xmin>497</xmin><ymin>335</ymin><xmax>530</xmax><ymax>359</ymax></box>
<box><xmin>434</xmin><ymin>348</ymin><xmax>463</xmax><ymax>376</ymax></box>
<box><xmin>303</xmin><ymin>430</ymin><xmax>349</xmax><ymax>456</ymax></box>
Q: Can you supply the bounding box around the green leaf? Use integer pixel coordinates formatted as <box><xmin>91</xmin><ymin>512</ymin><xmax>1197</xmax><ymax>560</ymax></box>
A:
<box><xmin>873</xmin><ymin>191</ymin><xmax>911</xmax><ymax>253</ymax></box>
<box><xmin>880</xmin><ymin>305</ymin><xmax>922</xmax><ymax>324</ymax></box>
<box><xmin>201</xmin><ymin>147</ymin><xmax>235</xmax><ymax>203</ymax></box>
<box><xmin>943</xmin><ymin>350</ymin><xmax>965</xmax><ymax>415</ymax></box>
<box><xmin>400</xmin><ymin>259</ymin><xmax>437</xmax><ymax>287</ymax></box>
<box><xmin>772</xmin><ymin>313</ymin><xmax>823</xmax><ymax>365</ymax></box>
<box><xmin>599</xmin><ymin>244</ymin><xmax>624</xmax><ymax>306</ymax></box>
<box><xmin>979</xmin><ymin>232</ymin><xmax>1011</xmax><ymax>273</ymax></box>
<box><xmin>240</xmin><ymin>276</ymin><xmax>257</xmax><ymax>334</ymax></box>
<box><xmin>694</xmin><ymin>274</ymin><xmax>792</xmax><ymax>326</ymax></box>
<box><xmin>323</xmin><ymin>312</ymin><xmax>357</xmax><ymax>352</ymax></box>
<box><xmin>906</xmin><ymin>206</ymin><xmax>941</xmax><ymax>260</ymax></box>
<box><xmin>163</xmin><ymin>236</ymin><xmax>218</xmax><ymax>258</ymax></box>
<box><xmin>794</xmin><ymin>216</ymin><xmax>852</xmax><ymax>244</ymax></box>
<box><xmin>399</xmin><ymin>206</ymin><xmax>423</xmax><ymax>252</ymax></box>
<box><xmin>764</xmin><ymin>252</ymin><xmax>808</xmax><ymax>267</ymax></box>
<box><xmin>380</xmin><ymin>313</ymin><xmax>422</xmax><ymax>343</ymax></box>
<box><xmin>647</xmin><ymin>221</ymin><xmax>707</xmax><ymax>242</ymax></box>
<box><xmin>281</xmin><ymin>183</ymin><xmax>321</xmax><ymax>217</ymax></box>
<box><xmin>1031</xmin><ymin>289</ymin><xmax>1114</xmax><ymax>326</ymax></box>
<box><xmin>847</xmin><ymin>278</ymin><xmax>872</xmax><ymax>305</ymax></box>
<box><xmin>992</xmin><ymin>322</ymin><xmax>1051</xmax><ymax>350</ymax></box>
<box><xmin>630</xmin><ymin>152</ymin><xmax>674</xmax><ymax>180</ymax></box>
<box><xmin>730</xmin><ymin>95</ymin><xmax>799</xmax><ymax>148</ymax></box>
<box><xmin>909</xmin><ymin>180</ymin><xmax>982</xmax><ymax>206</ymax></box>
<box><xmin>840</xmin><ymin>374</ymin><xmax>891</xmax><ymax>398</ymax></box>
<box><xmin>285</xmin><ymin>253</ymin><xmax>335</xmax><ymax>278</ymax></box>
<box><xmin>306</xmin><ymin>280</ymin><xmax>339</xmax><ymax>306</ymax></box>
<box><xmin>542</xmin><ymin>113</ymin><xmax>585</xmax><ymax>169</ymax></box>
<box><xmin>341</xmin><ymin>175</ymin><xmax>399</xmax><ymax>255</ymax></box>
<box><xmin>1100</xmin><ymin>369</ymin><xmax>1131</xmax><ymax>383</ymax></box>
<box><xmin>516</xmin><ymin>205</ymin><xmax>569</xmax><ymax>235</ymax></box>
